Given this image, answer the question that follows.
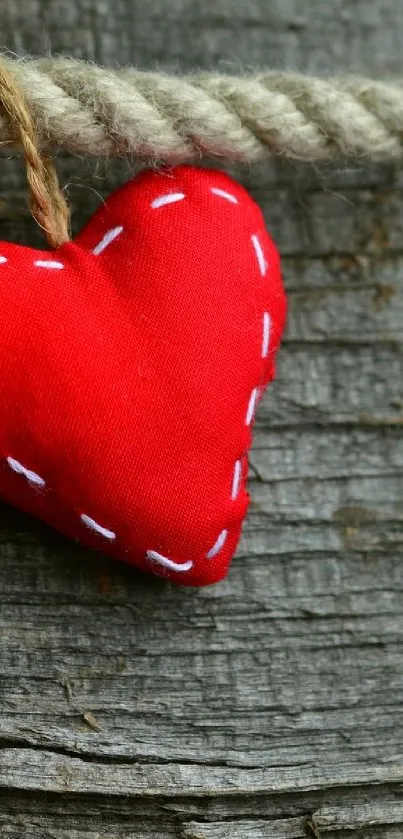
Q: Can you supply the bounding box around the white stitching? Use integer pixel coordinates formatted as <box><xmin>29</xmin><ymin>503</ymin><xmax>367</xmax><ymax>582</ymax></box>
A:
<box><xmin>81</xmin><ymin>514</ymin><xmax>116</xmax><ymax>541</ymax></box>
<box><xmin>251</xmin><ymin>233</ymin><xmax>267</xmax><ymax>276</ymax></box>
<box><xmin>34</xmin><ymin>259</ymin><xmax>64</xmax><ymax>270</ymax></box>
<box><xmin>201</xmin><ymin>199</ymin><xmax>271</xmax><ymax>569</ymax></box>
<box><xmin>210</xmin><ymin>187</ymin><xmax>238</xmax><ymax>204</ymax></box>
<box><xmin>231</xmin><ymin>460</ymin><xmax>242</xmax><ymax>501</ymax></box>
<box><xmin>206</xmin><ymin>529</ymin><xmax>228</xmax><ymax>559</ymax></box>
<box><xmin>262</xmin><ymin>311</ymin><xmax>271</xmax><ymax>358</ymax></box>
<box><xmin>6</xmin><ymin>456</ymin><xmax>45</xmax><ymax>487</ymax></box>
<box><xmin>151</xmin><ymin>193</ymin><xmax>185</xmax><ymax>209</ymax></box>
<box><xmin>147</xmin><ymin>550</ymin><xmax>193</xmax><ymax>572</ymax></box>
<box><xmin>92</xmin><ymin>226</ymin><xmax>123</xmax><ymax>256</ymax></box>
<box><xmin>245</xmin><ymin>387</ymin><xmax>259</xmax><ymax>426</ymax></box>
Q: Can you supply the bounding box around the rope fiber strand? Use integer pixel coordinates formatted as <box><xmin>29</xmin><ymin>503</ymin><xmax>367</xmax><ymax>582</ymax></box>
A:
<box><xmin>1</xmin><ymin>57</ymin><xmax>403</xmax><ymax>164</ymax></box>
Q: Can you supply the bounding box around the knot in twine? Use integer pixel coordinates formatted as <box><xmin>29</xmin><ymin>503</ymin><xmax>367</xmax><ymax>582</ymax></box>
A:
<box><xmin>0</xmin><ymin>59</ymin><xmax>70</xmax><ymax>249</ymax></box>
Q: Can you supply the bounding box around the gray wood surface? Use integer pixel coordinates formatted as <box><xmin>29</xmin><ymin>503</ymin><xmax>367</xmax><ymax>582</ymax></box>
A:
<box><xmin>1</xmin><ymin>1</ymin><xmax>403</xmax><ymax>836</ymax></box>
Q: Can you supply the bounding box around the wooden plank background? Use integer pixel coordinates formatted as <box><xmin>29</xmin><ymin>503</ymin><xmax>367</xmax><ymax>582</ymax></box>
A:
<box><xmin>1</xmin><ymin>1</ymin><xmax>403</xmax><ymax>836</ymax></box>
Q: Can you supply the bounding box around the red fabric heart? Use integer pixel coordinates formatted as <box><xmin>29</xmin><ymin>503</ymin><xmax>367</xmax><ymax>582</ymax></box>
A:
<box><xmin>0</xmin><ymin>166</ymin><xmax>286</xmax><ymax>586</ymax></box>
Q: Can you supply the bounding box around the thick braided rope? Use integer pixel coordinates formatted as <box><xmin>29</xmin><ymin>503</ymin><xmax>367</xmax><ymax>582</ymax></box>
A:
<box><xmin>2</xmin><ymin>57</ymin><xmax>403</xmax><ymax>163</ymax></box>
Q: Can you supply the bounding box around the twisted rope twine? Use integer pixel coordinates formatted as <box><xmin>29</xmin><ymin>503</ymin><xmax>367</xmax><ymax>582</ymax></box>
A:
<box><xmin>0</xmin><ymin>59</ymin><xmax>70</xmax><ymax>247</ymax></box>
<box><xmin>2</xmin><ymin>57</ymin><xmax>403</xmax><ymax>164</ymax></box>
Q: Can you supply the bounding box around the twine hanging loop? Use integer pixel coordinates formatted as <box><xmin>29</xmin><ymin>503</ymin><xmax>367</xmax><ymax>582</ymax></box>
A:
<box><xmin>0</xmin><ymin>59</ymin><xmax>70</xmax><ymax>249</ymax></box>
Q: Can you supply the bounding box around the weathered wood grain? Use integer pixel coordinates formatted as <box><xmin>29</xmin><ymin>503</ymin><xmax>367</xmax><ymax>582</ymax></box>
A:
<box><xmin>0</xmin><ymin>0</ymin><xmax>402</xmax><ymax>837</ymax></box>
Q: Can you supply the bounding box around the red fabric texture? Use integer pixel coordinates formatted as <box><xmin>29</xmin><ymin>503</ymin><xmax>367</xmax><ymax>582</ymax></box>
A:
<box><xmin>0</xmin><ymin>166</ymin><xmax>286</xmax><ymax>586</ymax></box>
